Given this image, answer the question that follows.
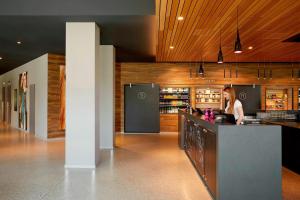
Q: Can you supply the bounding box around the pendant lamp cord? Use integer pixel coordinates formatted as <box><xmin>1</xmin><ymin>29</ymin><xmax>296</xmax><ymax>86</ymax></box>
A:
<box><xmin>237</xmin><ymin>6</ymin><xmax>239</xmax><ymax>30</ymax></box>
<box><xmin>219</xmin><ymin>24</ymin><xmax>222</xmax><ymax>48</ymax></box>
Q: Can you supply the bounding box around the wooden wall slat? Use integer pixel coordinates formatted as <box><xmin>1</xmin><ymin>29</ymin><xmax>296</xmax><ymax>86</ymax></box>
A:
<box><xmin>47</xmin><ymin>54</ymin><xmax>65</xmax><ymax>138</ymax></box>
<box><xmin>116</xmin><ymin>62</ymin><xmax>300</xmax><ymax>132</ymax></box>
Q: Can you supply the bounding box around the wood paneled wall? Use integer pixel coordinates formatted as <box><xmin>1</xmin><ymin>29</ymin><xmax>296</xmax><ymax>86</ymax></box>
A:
<box><xmin>48</xmin><ymin>54</ymin><xmax>65</xmax><ymax>138</ymax></box>
<box><xmin>115</xmin><ymin>64</ymin><xmax>122</xmax><ymax>133</ymax></box>
<box><xmin>116</xmin><ymin>62</ymin><xmax>300</xmax><ymax>132</ymax></box>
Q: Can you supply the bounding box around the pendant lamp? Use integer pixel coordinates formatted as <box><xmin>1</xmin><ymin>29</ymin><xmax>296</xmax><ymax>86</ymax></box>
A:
<box><xmin>198</xmin><ymin>62</ymin><xmax>204</xmax><ymax>76</ymax></box>
<box><xmin>218</xmin><ymin>29</ymin><xmax>224</xmax><ymax>63</ymax></box>
<box><xmin>234</xmin><ymin>7</ymin><xmax>242</xmax><ymax>53</ymax></box>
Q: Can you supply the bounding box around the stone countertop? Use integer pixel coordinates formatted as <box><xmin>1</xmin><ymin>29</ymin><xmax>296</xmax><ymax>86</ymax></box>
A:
<box><xmin>263</xmin><ymin>120</ymin><xmax>300</xmax><ymax>129</ymax></box>
<box><xmin>178</xmin><ymin>110</ymin><xmax>242</xmax><ymax>133</ymax></box>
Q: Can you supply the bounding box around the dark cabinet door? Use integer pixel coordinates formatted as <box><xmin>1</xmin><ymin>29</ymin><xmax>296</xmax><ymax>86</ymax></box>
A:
<box><xmin>204</xmin><ymin>128</ymin><xmax>217</xmax><ymax>198</ymax></box>
<box><xmin>124</xmin><ymin>84</ymin><xmax>160</xmax><ymax>133</ymax></box>
<box><xmin>185</xmin><ymin>120</ymin><xmax>195</xmax><ymax>160</ymax></box>
<box><xmin>231</xmin><ymin>85</ymin><xmax>261</xmax><ymax>115</ymax></box>
<box><xmin>195</xmin><ymin>125</ymin><xmax>205</xmax><ymax>176</ymax></box>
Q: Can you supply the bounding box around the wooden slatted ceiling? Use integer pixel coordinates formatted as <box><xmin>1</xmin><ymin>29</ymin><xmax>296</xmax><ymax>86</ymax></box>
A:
<box><xmin>156</xmin><ymin>0</ymin><xmax>300</xmax><ymax>62</ymax></box>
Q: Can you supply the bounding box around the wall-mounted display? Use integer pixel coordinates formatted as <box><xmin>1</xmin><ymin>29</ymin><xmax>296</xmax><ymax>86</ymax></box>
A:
<box><xmin>13</xmin><ymin>89</ymin><xmax>17</xmax><ymax>111</ymax></box>
<box><xmin>19</xmin><ymin>71</ymin><xmax>28</xmax><ymax>130</ymax></box>
<box><xmin>160</xmin><ymin>87</ymin><xmax>190</xmax><ymax>114</ymax></box>
<box><xmin>195</xmin><ymin>88</ymin><xmax>222</xmax><ymax>110</ymax></box>
<box><xmin>266</xmin><ymin>89</ymin><xmax>288</xmax><ymax>110</ymax></box>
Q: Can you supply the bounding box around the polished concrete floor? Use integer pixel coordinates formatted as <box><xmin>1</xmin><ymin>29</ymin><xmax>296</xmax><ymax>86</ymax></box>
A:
<box><xmin>0</xmin><ymin>124</ymin><xmax>212</xmax><ymax>200</ymax></box>
<box><xmin>282</xmin><ymin>168</ymin><xmax>300</xmax><ymax>200</ymax></box>
<box><xmin>1</xmin><ymin>124</ymin><xmax>299</xmax><ymax>200</ymax></box>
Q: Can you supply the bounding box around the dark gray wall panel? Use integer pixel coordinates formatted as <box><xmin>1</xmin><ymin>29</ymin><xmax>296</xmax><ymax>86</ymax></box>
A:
<box><xmin>124</xmin><ymin>84</ymin><xmax>160</xmax><ymax>133</ymax></box>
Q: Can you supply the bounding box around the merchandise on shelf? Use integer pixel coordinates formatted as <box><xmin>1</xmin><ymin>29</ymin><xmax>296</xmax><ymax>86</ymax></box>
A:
<box><xmin>265</xmin><ymin>89</ymin><xmax>288</xmax><ymax>110</ymax></box>
<box><xmin>298</xmin><ymin>88</ymin><xmax>300</xmax><ymax>110</ymax></box>
<box><xmin>160</xmin><ymin>87</ymin><xmax>190</xmax><ymax>114</ymax></box>
<box><xmin>195</xmin><ymin>88</ymin><xmax>222</xmax><ymax>109</ymax></box>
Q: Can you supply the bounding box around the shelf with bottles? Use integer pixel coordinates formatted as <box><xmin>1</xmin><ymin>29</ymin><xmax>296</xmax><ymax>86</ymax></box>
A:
<box><xmin>298</xmin><ymin>88</ymin><xmax>300</xmax><ymax>110</ymax></box>
<box><xmin>160</xmin><ymin>87</ymin><xmax>190</xmax><ymax>114</ymax></box>
<box><xmin>160</xmin><ymin>95</ymin><xmax>190</xmax><ymax>100</ymax></box>
<box><xmin>266</xmin><ymin>105</ymin><xmax>286</xmax><ymax>110</ymax></box>
<box><xmin>160</xmin><ymin>87</ymin><xmax>189</xmax><ymax>93</ymax></box>
<box><xmin>160</xmin><ymin>106</ymin><xmax>187</xmax><ymax>114</ymax></box>
<box><xmin>160</xmin><ymin>100</ymin><xmax>190</xmax><ymax>107</ymax></box>
<box><xmin>160</xmin><ymin>91</ymin><xmax>189</xmax><ymax>95</ymax></box>
<box><xmin>265</xmin><ymin>89</ymin><xmax>288</xmax><ymax>110</ymax></box>
<box><xmin>195</xmin><ymin>88</ymin><xmax>222</xmax><ymax>109</ymax></box>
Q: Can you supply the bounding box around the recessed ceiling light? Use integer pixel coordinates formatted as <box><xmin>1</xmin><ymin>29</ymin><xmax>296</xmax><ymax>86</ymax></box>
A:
<box><xmin>177</xmin><ymin>16</ymin><xmax>184</xmax><ymax>21</ymax></box>
<box><xmin>170</xmin><ymin>46</ymin><xmax>174</xmax><ymax>49</ymax></box>
<box><xmin>248</xmin><ymin>46</ymin><xmax>253</xmax><ymax>50</ymax></box>
<box><xmin>17</xmin><ymin>41</ymin><xmax>22</xmax><ymax>45</ymax></box>
<box><xmin>0</xmin><ymin>57</ymin><xmax>2</xmax><ymax>60</ymax></box>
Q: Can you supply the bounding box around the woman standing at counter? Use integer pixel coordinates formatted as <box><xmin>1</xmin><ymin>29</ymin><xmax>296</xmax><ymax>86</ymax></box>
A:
<box><xmin>223</xmin><ymin>87</ymin><xmax>244</xmax><ymax>125</ymax></box>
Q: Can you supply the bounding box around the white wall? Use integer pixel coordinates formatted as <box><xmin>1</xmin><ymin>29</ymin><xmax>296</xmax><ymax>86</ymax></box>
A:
<box><xmin>95</xmin><ymin>27</ymin><xmax>101</xmax><ymax>164</ymax></box>
<box><xmin>65</xmin><ymin>22</ymin><xmax>100</xmax><ymax>168</ymax></box>
<box><xmin>0</xmin><ymin>54</ymin><xmax>48</xmax><ymax>139</ymax></box>
<box><xmin>99</xmin><ymin>45</ymin><xmax>115</xmax><ymax>149</ymax></box>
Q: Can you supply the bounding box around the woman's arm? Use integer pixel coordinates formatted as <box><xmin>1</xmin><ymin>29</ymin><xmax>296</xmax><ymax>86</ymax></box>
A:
<box><xmin>236</xmin><ymin>106</ymin><xmax>244</xmax><ymax>125</ymax></box>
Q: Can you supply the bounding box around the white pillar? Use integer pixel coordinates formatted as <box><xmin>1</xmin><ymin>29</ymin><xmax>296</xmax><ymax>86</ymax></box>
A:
<box><xmin>65</xmin><ymin>22</ymin><xmax>100</xmax><ymax>168</ymax></box>
<box><xmin>99</xmin><ymin>45</ymin><xmax>115</xmax><ymax>149</ymax></box>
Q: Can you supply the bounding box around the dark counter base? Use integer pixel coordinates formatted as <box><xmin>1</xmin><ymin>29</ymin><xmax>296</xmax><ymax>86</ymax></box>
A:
<box><xmin>282</xmin><ymin>126</ymin><xmax>300</xmax><ymax>174</ymax></box>
<box><xmin>265</xmin><ymin>121</ymin><xmax>300</xmax><ymax>174</ymax></box>
<box><xmin>179</xmin><ymin>110</ymin><xmax>282</xmax><ymax>200</ymax></box>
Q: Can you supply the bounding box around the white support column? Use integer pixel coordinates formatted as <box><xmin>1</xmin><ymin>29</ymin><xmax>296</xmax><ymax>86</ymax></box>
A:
<box><xmin>65</xmin><ymin>22</ymin><xmax>100</xmax><ymax>168</ymax></box>
<box><xmin>99</xmin><ymin>45</ymin><xmax>115</xmax><ymax>149</ymax></box>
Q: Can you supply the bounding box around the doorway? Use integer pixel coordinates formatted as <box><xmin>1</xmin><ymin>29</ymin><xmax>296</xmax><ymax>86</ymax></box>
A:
<box><xmin>6</xmin><ymin>85</ymin><xmax>11</xmax><ymax>125</ymax></box>
<box><xmin>1</xmin><ymin>86</ymin><xmax>5</xmax><ymax>122</ymax></box>
<box><xmin>29</xmin><ymin>84</ymin><xmax>35</xmax><ymax>134</ymax></box>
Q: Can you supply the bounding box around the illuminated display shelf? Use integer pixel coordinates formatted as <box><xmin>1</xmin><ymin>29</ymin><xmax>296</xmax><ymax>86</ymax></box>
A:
<box><xmin>195</xmin><ymin>88</ymin><xmax>223</xmax><ymax>109</ymax></box>
<box><xmin>160</xmin><ymin>87</ymin><xmax>190</xmax><ymax>114</ymax></box>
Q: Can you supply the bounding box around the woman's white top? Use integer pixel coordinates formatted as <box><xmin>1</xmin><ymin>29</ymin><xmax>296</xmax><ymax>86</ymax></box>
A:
<box><xmin>225</xmin><ymin>99</ymin><xmax>243</xmax><ymax>120</ymax></box>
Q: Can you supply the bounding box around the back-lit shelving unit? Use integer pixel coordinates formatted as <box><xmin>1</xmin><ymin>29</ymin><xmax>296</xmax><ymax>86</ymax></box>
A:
<box><xmin>195</xmin><ymin>88</ymin><xmax>223</xmax><ymax>110</ymax></box>
<box><xmin>160</xmin><ymin>87</ymin><xmax>190</xmax><ymax>114</ymax></box>
<box><xmin>298</xmin><ymin>88</ymin><xmax>300</xmax><ymax>110</ymax></box>
<box><xmin>265</xmin><ymin>89</ymin><xmax>288</xmax><ymax>110</ymax></box>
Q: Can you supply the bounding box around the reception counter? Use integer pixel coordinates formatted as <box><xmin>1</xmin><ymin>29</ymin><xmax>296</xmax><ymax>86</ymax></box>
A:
<box><xmin>265</xmin><ymin>120</ymin><xmax>300</xmax><ymax>129</ymax></box>
<box><xmin>178</xmin><ymin>110</ymin><xmax>282</xmax><ymax>200</ymax></box>
<box><xmin>264</xmin><ymin>120</ymin><xmax>300</xmax><ymax>174</ymax></box>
